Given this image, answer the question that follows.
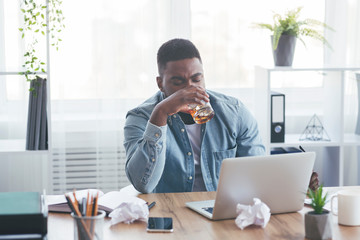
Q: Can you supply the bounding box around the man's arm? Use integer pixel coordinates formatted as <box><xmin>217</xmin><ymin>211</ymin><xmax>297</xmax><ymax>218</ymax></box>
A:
<box><xmin>124</xmin><ymin>111</ymin><xmax>167</xmax><ymax>194</ymax></box>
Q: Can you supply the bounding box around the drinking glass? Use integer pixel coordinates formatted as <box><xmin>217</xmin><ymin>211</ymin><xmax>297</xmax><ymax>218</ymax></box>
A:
<box><xmin>188</xmin><ymin>101</ymin><xmax>215</xmax><ymax>124</ymax></box>
<box><xmin>71</xmin><ymin>210</ymin><xmax>105</xmax><ymax>240</ymax></box>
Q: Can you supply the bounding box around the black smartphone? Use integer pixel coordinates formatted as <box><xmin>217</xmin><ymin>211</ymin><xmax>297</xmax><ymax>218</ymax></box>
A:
<box><xmin>147</xmin><ymin>217</ymin><xmax>173</xmax><ymax>233</ymax></box>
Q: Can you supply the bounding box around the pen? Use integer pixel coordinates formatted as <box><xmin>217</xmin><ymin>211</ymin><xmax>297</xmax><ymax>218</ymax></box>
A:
<box><xmin>82</xmin><ymin>197</ymin><xmax>87</xmax><ymax>216</ymax></box>
<box><xmin>148</xmin><ymin>201</ymin><xmax>156</xmax><ymax>210</ymax></box>
<box><xmin>299</xmin><ymin>145</ymin><xmax>306</xmax><ymax>152</ymax></box>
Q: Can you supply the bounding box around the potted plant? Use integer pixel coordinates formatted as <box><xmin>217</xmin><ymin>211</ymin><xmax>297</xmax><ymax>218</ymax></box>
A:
<box><xmin>19</xmin><ymin>0</ymin><xmax>65</xmax><ymax>93</ymax></box>
<box><xmin>18</xmin><ymin>0</ymin><xmax>64</xmax><ymax>150</ymax></box>
<box><xmin>304</xmin><ymin>185</ymin><xmax>332</xmax><ymax>240</ymax></box>
<box><xmin>254</xmin><ymin>7</ymin><xmax>333</xmax><ymax>66</ymax></box>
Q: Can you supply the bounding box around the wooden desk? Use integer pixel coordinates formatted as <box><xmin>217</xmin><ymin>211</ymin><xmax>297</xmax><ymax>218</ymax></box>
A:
<box><xmin>48</xmin><ymin>189</ymin><xmax>360</xmax><ymax>240</ymax></box>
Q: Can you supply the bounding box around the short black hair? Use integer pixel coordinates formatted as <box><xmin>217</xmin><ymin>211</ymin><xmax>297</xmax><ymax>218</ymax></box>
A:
<box><xmin>157</xmin><ymin>38</ymin><xmax>202</xmax><ymax>76</ymax></box>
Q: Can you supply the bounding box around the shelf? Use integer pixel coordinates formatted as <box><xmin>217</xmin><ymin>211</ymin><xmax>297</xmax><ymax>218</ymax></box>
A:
<box><xmin>258</xmin><ymin>66</ymin><xmax>360</xmax><ymax>72</ymax></box>
<box><xmin>0</xmin><ymin>139</ymin><xmax>48</xmax><ymax>154</ymax></box>
<box><xmin>270</xmin><ymin>134</ymin><xmax>341</xmax><ymax>148</ymax></box>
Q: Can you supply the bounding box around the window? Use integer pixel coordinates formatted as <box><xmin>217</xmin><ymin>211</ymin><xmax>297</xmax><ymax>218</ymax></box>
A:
<box><xmin>191</xmin><ymin>0</ymin><xmax>326</xmax><ymax>89</ymax></box>
<box><xmin>2</xmin><ymin>0</ymin><xmax>360</xmax><ymax>191</ymax></box>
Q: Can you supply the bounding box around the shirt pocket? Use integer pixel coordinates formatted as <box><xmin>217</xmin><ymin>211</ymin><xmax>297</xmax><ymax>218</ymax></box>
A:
<box><xmin>213</xmin><ymin>146</ymin><xmax>237</xmax><ymax>178</ymax></box>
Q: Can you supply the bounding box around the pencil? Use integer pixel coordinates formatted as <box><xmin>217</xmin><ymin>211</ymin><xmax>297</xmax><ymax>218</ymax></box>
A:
<box><xmin>73</xmin><ymin>189</ymin><xmax>79</xmax><ymax>210</ymax></box>
<box><xmin>94</xmin><ymin>192</ymin><xmax>99</xmax><ymax>216</ymax></box>
<box><xmin>89</xmin><ymin>194</ymin><xmax>94</xmax><ymax>216</ymax></box>
<box><xmin>91</xmin><ymin>192</ymin><xmax>99</xmax><ymax>216</ymax></box>
<box><xmin>86</xmin><ymin>191</ymin><xmax>91</xmax><ymax>217</ymax></box>
<box><xmin>90</xmin><ymin>192</ymin><xmax>99</xmax><ymax>236</ymax></box>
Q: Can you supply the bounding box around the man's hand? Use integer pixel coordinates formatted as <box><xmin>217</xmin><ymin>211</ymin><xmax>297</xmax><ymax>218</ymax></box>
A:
<box><xmin>162</xmin><ymin>85</ymin><xmax>209</xmax><ymax>115</ymax></box>
<box><xmin>309</xmin><ymin>171</ymin><xmax>319</xmax><ymax>192</ymax></box>
<box><xmin>150</xmin><ymin>86</ymin><xmax>209</xmax><ymax>126</ymax></box>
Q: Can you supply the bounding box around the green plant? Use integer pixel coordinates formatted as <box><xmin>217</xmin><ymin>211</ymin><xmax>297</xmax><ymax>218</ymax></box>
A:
<box><xmin>18</xmin><ymin>0</ymin><xmax>64</xmax><ymax>92</ymax></box>
<box><xmin>307</xmin><ymin>184</ymin><xmax>328</xmax><ymax>214</ymax></box>
<box><xmin>254</xmin><ymin>7</ymin><xmax>333</xmax><ymax>50</ymax></box>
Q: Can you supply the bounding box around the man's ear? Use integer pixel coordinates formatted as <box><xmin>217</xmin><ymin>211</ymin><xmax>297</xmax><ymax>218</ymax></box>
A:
<box><xmin>156</xmin><ymin>76</ymin><xmax>163</xmax><ymax>92</ymax></box>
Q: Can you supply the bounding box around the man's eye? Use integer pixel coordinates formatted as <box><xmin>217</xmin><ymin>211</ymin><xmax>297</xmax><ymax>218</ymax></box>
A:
<box><xmin>192</xmin><ymin>78</ymin><xmax>201</xmax><ymax>82</ymax></box>
<box><xmin>173</xmin><ymin>80</ymin><xmax>184</xmax><ymax>85</ymax></box>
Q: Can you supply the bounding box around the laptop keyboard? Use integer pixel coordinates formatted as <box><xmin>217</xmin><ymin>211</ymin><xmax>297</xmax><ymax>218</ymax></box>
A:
<box><xmin>202</xmin><ymin>207</ymin><xmax>214</xmax><ymax>214</ymax></box>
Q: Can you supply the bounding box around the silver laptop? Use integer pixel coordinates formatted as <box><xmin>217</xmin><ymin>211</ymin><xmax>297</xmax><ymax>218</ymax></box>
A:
<box><xmin>186</xmin><ymin>152</ymin><xmax>316</xmax><ymax>220</ymax></box>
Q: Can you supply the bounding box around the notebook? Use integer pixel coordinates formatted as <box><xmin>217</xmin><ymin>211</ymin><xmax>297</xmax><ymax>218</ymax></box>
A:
<box><xmin>186</xmin><ymin>152</ymin><xmax>316</xmax><ymax>220</ymax></box>
<box><xmin>46</xmin><ymin>185</ymin><xmax>140</xmax><ymax>214</ymax></box>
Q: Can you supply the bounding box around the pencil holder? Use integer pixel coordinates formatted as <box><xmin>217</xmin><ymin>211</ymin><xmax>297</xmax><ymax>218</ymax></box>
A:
<box><xmin>71</xmin><ymin>210</ymin><xmax>105</xmax><ymax>240</ymax></box>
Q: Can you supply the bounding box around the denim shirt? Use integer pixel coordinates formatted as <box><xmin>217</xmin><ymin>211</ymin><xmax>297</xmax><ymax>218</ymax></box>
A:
<box><xmin>124</xmin><ymin>90</ymin><xmax>265</xmax><ymax>193</ymax></box>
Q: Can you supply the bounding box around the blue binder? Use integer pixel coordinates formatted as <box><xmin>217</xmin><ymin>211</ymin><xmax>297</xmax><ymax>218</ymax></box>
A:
<box><xmin>271</xmin><ymin>91</ymin><xmax>285</xmax><ymax>143</ymax></box>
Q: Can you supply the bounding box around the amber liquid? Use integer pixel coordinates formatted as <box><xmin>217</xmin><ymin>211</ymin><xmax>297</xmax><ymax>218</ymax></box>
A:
<box><xmin>188</xmin><ymin>105</ymin><xmax>215</xmax><ymax>124</ymax></box>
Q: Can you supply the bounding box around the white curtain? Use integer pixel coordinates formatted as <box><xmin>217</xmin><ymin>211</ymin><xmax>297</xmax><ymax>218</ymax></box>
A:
<box><xmin>49</xmin><ymin>0</ymin><xmax>191</xmax><ymax>194</ymax></box>
<box><xmin>325</xmin><ymin>0</ymin><xmax>360</xmax><ymax>185</ymax></box>
<box><xmin>49</xmin><ymin>0</ymin><xmax>331</xmax><ymax>193</ymax></box>
<box><xmin>0</xmin><ymin>0</ymin><xmax>28</xmax><ymax>144</ymax></box>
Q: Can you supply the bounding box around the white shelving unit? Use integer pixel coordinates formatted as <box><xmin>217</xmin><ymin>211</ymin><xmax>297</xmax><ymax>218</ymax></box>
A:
<box><xmin>254</xmin><ymin>66</ymin><xmax>360</xmax><ymax>186</ymax></box>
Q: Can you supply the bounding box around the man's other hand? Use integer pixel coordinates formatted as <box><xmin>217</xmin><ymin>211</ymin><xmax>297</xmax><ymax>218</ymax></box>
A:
<box><xmin>309</xmin><ymin>171</ymin><xmax>319</xmax><ymax>192</ymax></box>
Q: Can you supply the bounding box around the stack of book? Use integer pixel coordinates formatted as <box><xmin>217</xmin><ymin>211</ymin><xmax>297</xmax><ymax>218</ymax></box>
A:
<box><xmin>0</xmin><ymin>192</ymin><xmax>47</xmax><ymax>240</ymax></box>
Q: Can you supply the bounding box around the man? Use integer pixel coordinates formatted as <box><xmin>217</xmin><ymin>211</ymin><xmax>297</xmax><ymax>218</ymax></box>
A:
<box><xmin>124</xmin><ymin>38</ymin><xmax>318</xmax><ymax>193</ymax></box>
<box><xmin>124</xmin><ymin>38</ymin><xmax>265</xmax><ymax>193</ymax></box>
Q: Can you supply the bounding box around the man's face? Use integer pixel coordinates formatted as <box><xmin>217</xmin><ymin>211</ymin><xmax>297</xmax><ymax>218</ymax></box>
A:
<box><xmin>157</xmin><ymin>58</ymin><xmax>205</xmax><ymax>97</ymax></box>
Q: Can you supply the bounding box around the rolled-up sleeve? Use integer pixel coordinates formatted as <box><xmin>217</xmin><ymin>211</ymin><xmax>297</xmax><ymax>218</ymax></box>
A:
<box><xmin>124</xmin><ymin>110</ymin><xmax>167</xmax><ymax>193</ymax></box>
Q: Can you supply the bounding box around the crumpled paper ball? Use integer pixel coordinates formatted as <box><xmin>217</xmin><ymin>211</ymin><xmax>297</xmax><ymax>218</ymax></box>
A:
<box><xmin>109</xmin><ymin>196</ymin><xmax>149</xmax><ymax>225</ymax></box>
<box><xmin>235</xmin><ymin>198</ymin><xmax>271</xmax><ymax>230</ymax></box>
